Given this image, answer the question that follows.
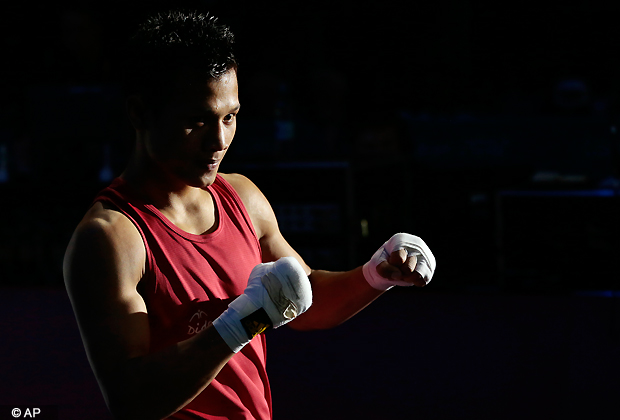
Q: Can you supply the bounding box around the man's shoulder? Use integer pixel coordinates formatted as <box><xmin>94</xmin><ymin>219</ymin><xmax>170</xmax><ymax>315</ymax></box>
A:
<box><xmin>218</xmin><ymin>172</ymin><xmax>272</xmax><ymax>240</ymax></box>
<box><xmin>219</xmin><ymin>172</ymin><xmax>262</xmax><ymax>203</ymax></box>
<box><xmin>72</xmin><ymin>202</ymin><xmax>144</xmax><ymax>252</ymax></box>
<box><xmin>219</xmin><ymin>172</ymin><xmax>252</xmax><ymax>189</ymax></box>
<box><xmin>64</xmin><ymin>201</ymin><xmax>147</xmax><ymax>293</ymax></box>
<box><xmin>83</xmin><ymin>201</ymin><xmax>135</xmax><ymax>229</ymax></box>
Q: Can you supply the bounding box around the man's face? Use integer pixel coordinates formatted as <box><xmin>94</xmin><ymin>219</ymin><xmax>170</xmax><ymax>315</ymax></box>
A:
<box><xmin>143</xmin><ymin>68</ymin><xmax>240</xmax><ymax>188</ymax></box>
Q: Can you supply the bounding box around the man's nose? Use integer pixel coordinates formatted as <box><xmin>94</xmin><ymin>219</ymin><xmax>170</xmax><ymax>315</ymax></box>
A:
<box><xmin>203</xmin><ymin>122</ymin><xmax>228</xmax><ymax>152</ymax></box>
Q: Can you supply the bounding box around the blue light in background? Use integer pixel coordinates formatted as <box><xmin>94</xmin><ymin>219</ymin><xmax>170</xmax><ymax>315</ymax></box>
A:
<box><xmin>499</xmin><ymin>189</ymin><xmax>617</xmax><ymax>197</ymax></box>
<box><xmin>574</xmin><ymin>290</ymin><xmax>620</xmax><ymax>297</ymax></box>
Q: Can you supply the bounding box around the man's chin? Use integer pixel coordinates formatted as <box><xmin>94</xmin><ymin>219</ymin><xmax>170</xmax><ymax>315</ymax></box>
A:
<box><xmin>173</xmin><ymin>168</ymin><xmax>218</xmax><ymax>189</ymax></box>
<box><xmin>195</xmin><ymin>171</ymin><xmax>218</xmax><ymax>188</ymax></box>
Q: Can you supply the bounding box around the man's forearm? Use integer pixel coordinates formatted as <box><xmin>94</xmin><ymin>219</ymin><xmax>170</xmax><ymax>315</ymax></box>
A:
<box><xmin>287</xmin><ymin>266</ymin><xmax>384</xmax><ymax>331</ymax></box>
<box><xmin>103</xmin><ymin>324</ymin><xmax>233</xmax><ymax>420</ymax></box>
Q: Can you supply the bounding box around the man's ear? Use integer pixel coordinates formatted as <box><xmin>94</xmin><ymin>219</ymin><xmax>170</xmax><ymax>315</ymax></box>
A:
<box><xmin>126</xmin><ymin>95</ymin><xmax>148</xmax><ymax>130</ymax></box>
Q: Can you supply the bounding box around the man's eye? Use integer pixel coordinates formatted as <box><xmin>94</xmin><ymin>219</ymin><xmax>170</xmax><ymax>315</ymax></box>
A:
<box><xmin>189</xmin><ymin>118</ymin><xmax>205</xmax><ymax>127</ymax></box>
<box><xmin>224</xmin><ymin>113</ymin><xmax>236</xmax><ymax>123</ymax></box>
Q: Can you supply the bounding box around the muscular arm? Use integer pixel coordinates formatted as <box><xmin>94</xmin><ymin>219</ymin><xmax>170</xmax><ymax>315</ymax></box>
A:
<box><xmin>223</xmin><ymin>173</ymin><xmax>392</xmax><ymax>331</ymax></box>
<box><xmin>64</xmin><ymin>203</ymin><xmax>234</xmax><ymax>420</ymax></box>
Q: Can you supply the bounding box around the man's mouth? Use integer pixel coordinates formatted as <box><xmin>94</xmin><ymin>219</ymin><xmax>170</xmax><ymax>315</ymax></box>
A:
<box><xmin>197</xmin><ymin>158</ymin><xmax>221</xmax><ymax>171</ymax></box>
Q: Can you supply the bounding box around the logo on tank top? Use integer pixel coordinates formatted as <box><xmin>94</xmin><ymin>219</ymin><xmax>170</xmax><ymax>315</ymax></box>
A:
<box><xmin>188</xmin><ymin>310</ymin><xmax>209</xmax><ymax>335</ymax></box>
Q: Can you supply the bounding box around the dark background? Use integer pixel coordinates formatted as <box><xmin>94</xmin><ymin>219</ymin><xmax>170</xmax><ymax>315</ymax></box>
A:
<box><xmin>1</xmin><ymin>0</ymin><xmax>619</xmax><ymax>419</ymax></box>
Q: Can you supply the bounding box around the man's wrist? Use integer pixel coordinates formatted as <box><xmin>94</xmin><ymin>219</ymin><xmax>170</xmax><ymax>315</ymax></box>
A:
<box><xmin>196</xmin><ymin>322</ymin><xmax>237</xmax><ymax>356</ymax></box>
<box><xmin>362</xmin><ymin>260</ymin><xmax>395</xmax><ymax>291</ymax></box>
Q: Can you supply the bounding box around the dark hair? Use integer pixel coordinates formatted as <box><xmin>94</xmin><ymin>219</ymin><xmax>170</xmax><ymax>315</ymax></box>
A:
<box><xmin>123</xmin><ymin>10</ymin><xmax>237</xmax><ymax>110</ymax></box>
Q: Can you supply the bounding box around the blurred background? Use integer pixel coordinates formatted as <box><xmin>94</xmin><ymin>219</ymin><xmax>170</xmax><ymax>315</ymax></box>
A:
<box><xmin>1</xmin><ymin>0</ymin><xmax>619</xmax><ymax>418</ymax></box>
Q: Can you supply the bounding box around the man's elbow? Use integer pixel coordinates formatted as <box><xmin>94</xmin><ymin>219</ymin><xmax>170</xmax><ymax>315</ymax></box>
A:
<box><xmin>102</xmin><ymin>379</ymin><xmax>175</xmax><ymax>420</ymax></box>
<box><xmin>106</xmin><ymin>396</ymin><xmax>173</xmax><ymax>420</ymax></box>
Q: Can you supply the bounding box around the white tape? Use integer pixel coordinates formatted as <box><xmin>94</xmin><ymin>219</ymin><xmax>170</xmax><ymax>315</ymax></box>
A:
<box><xmin>362</xmin><ymin>233</ymin><xmax>436</xmax><ymax>291</ymax></box>
<box><xmin>213</xmin><ymin>257</ymin><xmax>312</xmax><ymax>352</ymax></box>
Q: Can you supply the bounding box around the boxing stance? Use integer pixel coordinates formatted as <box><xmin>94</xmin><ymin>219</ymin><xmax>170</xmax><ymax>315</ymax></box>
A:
<box><xmin>63</xmin><ymin>10</ymin><xmax>436</xmax><ymax>420</ymax></box>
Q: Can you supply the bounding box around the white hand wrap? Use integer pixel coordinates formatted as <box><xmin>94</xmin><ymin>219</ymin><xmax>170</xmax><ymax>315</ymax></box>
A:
<box><xmin>362</xmin><ymin>233</ymin><xmax>436</xmax><ymax>291</ymax></box>
<box><xmin>213</xmin><ymin>257</ymin><xmax>313</xmax><ymax>353</ymax></box>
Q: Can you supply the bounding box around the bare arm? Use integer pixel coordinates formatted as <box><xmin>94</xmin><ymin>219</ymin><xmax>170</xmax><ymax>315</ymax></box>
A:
<box><xmin>223</xmin><ymin>173</ymin><xmax>421</xmax><ymax>331</ymax></box>
<box><xmin>64</xmin><ymin>203</ymin><xmax>234</xmax><ymax>420</ymax></box>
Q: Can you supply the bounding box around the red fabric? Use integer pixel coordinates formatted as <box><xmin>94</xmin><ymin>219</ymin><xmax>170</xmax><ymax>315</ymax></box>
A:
<box><xmin>94</xmin><ymin>174</ymin><xmax>271</xmax><ymax>420</ymax></box>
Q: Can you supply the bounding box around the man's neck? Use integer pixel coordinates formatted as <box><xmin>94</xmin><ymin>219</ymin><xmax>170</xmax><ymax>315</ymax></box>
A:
<box><xmin>121</xmin><ymin>154</ymin><xmax>218</xmax><ymax>236</ymax></box>
<box><xmin>121</xmin><ymin>152</ymin><xmax>207</xmax><ymax>210</ymax></box>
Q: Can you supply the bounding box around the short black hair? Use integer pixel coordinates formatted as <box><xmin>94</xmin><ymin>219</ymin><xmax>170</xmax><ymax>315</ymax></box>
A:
<box><xmin>123</xmin><ymin>10</ymin><xmax>237</xmax><ymax>110</ymax></box>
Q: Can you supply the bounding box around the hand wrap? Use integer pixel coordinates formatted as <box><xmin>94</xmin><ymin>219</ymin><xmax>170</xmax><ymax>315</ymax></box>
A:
<box><xmin>213</xmin><ymin>257</ymin><xmax>313</xmax><ymax>353</ymax></box>
<box><xmin>362</xmin><ymin>233</ymin><xmax>436</xmax><ymax>291</ymax></box>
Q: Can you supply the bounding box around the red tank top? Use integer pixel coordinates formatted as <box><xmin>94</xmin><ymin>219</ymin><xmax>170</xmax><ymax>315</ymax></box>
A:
<box><xmin>94</xmin><ymin>174</ymin><xmax>271</xmax><ymax>420</ymax></box>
